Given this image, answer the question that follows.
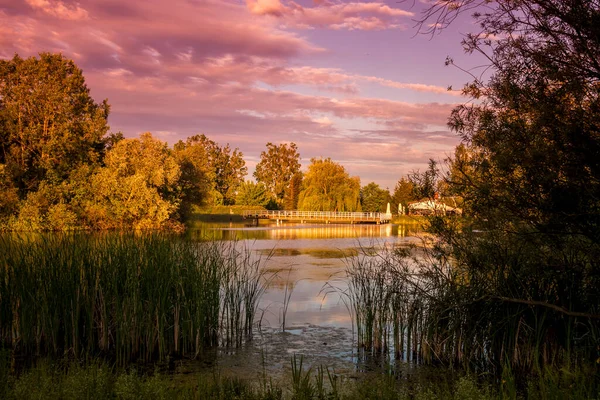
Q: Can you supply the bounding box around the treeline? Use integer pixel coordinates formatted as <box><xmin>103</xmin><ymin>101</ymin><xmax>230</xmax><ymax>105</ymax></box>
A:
<box><xmin>0</xmin><ymin>53</ymin><xmax>433</xmax><ymax>231</ymax></box>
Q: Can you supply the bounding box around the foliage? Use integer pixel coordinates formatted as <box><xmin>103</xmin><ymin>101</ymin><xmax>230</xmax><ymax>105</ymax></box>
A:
<box><xmin>236</xmin><ymin>181</ymin><xmax>272</xmax><ymax>207</ymax></box>
<box><xmin>407</xmin><ymin>159</ymin><xmax>439</xmax><ymax>200</ymax></box>
<box><xmin>390</xmin><ymin>177</ymin><xmax>415</xmax><ymax>214</ymax></box>
<box><xmin>0</xmin><ymin>165</ymin><xmax>19</xmax><ymax>219</ymax></box>
<box><xmin>184</xmin><ymin>134</ymin><xmax>247</xmax><ymax>206</ymax></box>
<box><xmin>0</xmin><ymin>53</ymin><xmax>109</xmax><ymax>195</ymax></box>
<box><xmin>0</xmin><ymin>54</ymin><xmax>197</xmax><ymax>231</ymax></box>
<box><xmin>297</xmin><ymin>158</ymin><xmax>361</xmax><ymax>212</ymax></box>
<box><xmin>396</xmin><ymin>0</ymin><xmax>600</xmax><ymax>379</ymax></box>
<box><xmin>173</xmin><ymin>136</ymin><xmax>213</xmax><ymax>217</ymax></box>
<box><xmin>283</xmin><ymin>172</ymin><xmax>303</xmax><ymax>210</ymax></box>
<box><xmin>254</xmin><ymin>142</ymin><xmax>301</xmax><ymax>206</ymax></box>
<box><xmin>360</xmin><ymin>182</ymin><xmax>390</xmax><ymax>213</ymax></box>
<box><xmin>84</xmin><ymin>133</ymin><xmax>182</xmax><ymax>230</ymax></box>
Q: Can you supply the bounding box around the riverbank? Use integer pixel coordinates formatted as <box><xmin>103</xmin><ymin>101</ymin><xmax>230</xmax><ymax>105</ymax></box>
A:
<box><xmin>190</xmin><ymin>210</ymin><xmax>428</xmax><ymax>226</ymax></box>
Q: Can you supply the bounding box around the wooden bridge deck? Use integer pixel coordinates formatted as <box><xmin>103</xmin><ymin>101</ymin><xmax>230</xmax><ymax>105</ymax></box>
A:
<box><xmin>242</xmin><ymin>210</ymin><xmax>393</xmax><ymax>224</ymax></box>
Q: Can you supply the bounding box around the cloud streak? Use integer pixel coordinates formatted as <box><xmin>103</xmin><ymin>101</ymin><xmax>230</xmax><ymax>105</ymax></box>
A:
<box><xmin>25</xmin><ymin>0</ymin><xmax>89</xmax><ymax>20</ymax></box>
<box><xmin>247</xmin><ymin>0</ymin><xmax>413</xmax><ymax>30</ymax></box>
<box><xmin>0</xmin><ymin>0</ymin><xmax>462</xmax><ymax>188</ymax></box>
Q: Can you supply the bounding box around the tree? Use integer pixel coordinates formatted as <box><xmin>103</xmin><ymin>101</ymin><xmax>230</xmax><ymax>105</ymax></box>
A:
<box><xmin>173</xmin><ymin>136</ymin><xmax>213</xmax><ymax>217</ymax></box>
<box><xmin>0</xmin><ymin>165</ymin><xmax>19</xmax><ymax>218</ymax></box>
<box><xmin>176</xmin><ymin>135</ymin><xmax>247</xmax><ymax>206</ymax></box>
<box><xmin>83</xmin><ymin>133</ymin><xmax>181</xmax><ymax>229</ymax></box>
<box><xmin>254</xmin><ymin>142</ymin><xmax>301</xmax><ymax>206</ymax></box>
<box><xmin>407</xmin><ymin>159</ymin><xmax>439</xmax><ymax>200</ymax></box>
<box><xmin>283</xmin><ymin>172</ymin><xmax>303</xmax><ymax>210</ymax></box>
<box><xmin>0</xmin><ymin>53</ymin><xmax>109</xmax><ymax>195</ymax></box>
<box><xmin>404</xmin><ymin>0</ymin><xmax>600</xmax><ymax>374</ymax></box>
<box><xmin>235</xmin><ymin>181</ymin><xmax>271</xmax><ymax>207</ymax></box>
<box><xmin>391</xmin><ymin>177</ymin><xmax>415</xmax><ymax>214</ymax></box>
<box><xmin>360</xmin><ymin>182</ymin><xmax>391</xmax><ymax>212</ymax></box>
<box><xmin>297</xmin><ymin>158</ymin><xmax>361</xmax><ymax>211</ymax></box>
<box><xmin>212</xmin><ymin>143</ymin><xmax>247</xmax><ymax>206</ymax></box>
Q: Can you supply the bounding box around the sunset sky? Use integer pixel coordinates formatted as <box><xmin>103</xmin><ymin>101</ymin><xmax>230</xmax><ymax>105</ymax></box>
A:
<box><xmin>0</xmin><ymin>0</ymin><xmax>481</xmax><ymax>189</ymax></box>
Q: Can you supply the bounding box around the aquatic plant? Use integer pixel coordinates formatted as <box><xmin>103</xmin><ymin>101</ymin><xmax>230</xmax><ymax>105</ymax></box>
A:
<box><xmin>339</xmin><ymin>243</ymin><xmax>429</xmax><ymax>362</ymax></box>
<box><xmin>0</xmin><ymin>234</ymin><xmax>269</xmax><ymax>365</ymax></box>
<box><xmin>341</xmin><ymin>231</ymin><xmax>600</xmax><ymax>392</ymax></box>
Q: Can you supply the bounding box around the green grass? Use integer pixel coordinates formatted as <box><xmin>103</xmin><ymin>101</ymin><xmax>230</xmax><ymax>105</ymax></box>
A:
<box><xmin>1</xmin><ymin>356</ymin><xmax>597</xmax><ymax>399</ymax></box>
<box><xmin>391</xmin><ymin>215</ymin><xmax>427</xmax><ymax>225</ymax></box>
<box><xmin>0</xmin><ymin>234</ymin><xmax>270</xmax><ymax>366</ymax></box>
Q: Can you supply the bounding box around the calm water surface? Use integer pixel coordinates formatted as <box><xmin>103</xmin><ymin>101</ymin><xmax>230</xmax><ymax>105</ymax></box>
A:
<box><xmin>184</xmin><ymin>221</ymin><xmax>424</xmax><ymax>378</ymax></box>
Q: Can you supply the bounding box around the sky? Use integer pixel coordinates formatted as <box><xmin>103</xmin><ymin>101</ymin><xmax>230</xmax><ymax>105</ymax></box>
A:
<box><xmin>0</xmin><ymin>0</ymin><xmax>483</xmax><ymax>190</ymax></box>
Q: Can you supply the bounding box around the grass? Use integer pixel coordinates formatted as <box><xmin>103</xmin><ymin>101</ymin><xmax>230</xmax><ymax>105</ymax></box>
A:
<box><xmin>1</xmin><ymin>355</ymin><xmax>597</xmax><ymax>399</ymax></box>
<box><xmin>339</xmin><ymin>244</ymin><xmax>424</xmax><ymax>360</ymax></box>
<box><xmin>391</xmin><ymin>215</ymin><xmax>427</xmax><ymax>225</ymax></box>
<box><xmin>0</xmin><ymin>234</ymin><xmax>270</xmax><ymax>366</ymax></box>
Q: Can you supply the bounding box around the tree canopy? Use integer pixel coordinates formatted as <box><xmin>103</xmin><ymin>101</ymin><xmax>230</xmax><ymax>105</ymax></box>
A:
<box><xmin>283</xmin><ymin>172</ymin><xmax>303</xmax><ymax>210</ymax></box>
<box><xmin>86</xmin><ymin>133</ymin><xmax>181</xmax><ymax>229</ymax></box>
<box><xmin>408</xmin><ymin>0</ymin><xmax>600</xmax><ymax>374</ymax></box>
<box><xmin>407</xmin><ymin>159</ymin><xmax>439</xmax><ymax>200</ymax></box>
<box><xmin>254</xmin><ymin>142</ymin><xmax>301</xmax><ymax>206</ymax></box>
<box><xmin>297</xmin><ymin>158</ymin><xmax>361</xmax><ymax>212</ymax></box>
<box><xmin>0</xmin><ymin>53</ymin><xmax>109</xmax><ymax>196</ymax></box>
<box><xmin>390</xmin><ymin>177</ymin><xmax>415</xmax><ymax>213</ymax></box>
<box><xmin>235</xmin><ymin>181</ymin><xmax>272</xmax><ymax>207</ymax></box>
<box><xmin>360</xmin><ymin>182</ymin><xmax>390</xmax><ymax>212</ymax></box>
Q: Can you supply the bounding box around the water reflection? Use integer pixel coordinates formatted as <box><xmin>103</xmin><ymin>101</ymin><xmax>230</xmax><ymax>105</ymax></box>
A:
<box><xmin>186</xmin><ymin>221</ymin><xmax>424</xmax><ymax>376</ymax></box>
<box><xmin>186</xmin><ymin>222</ymin><xmax>423</xmax><ymax>241</ymax></box>
<box><xmin>185</xmin><ymin>222</ymin><xmax>423</xmax><ymax>332</ymax></box>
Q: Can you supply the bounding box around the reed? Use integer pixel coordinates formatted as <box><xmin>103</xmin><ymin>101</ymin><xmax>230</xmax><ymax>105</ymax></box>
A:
<box><xmin>342</xmin><ymin>244</ymin><xmax>428</xmax><ymax>361</ymax></box>
<box><xmin>342</xmin><ymin>231</ymin><xmax>600</xmax><ymax>388</ymax></box>
<box><xmin>0</xmin><ymin>233</ymin><xmax>269</xmax><ymax>366</ymax></box>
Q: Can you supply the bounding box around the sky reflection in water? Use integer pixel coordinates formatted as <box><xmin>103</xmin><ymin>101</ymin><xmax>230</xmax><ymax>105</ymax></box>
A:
<box><xmin>190</xmin><ymin>222</ymin><xmax>422</xmax><ymax>330</ymax></box>
<box><xmin>185</xmin><ymin>221</ymin><xmax>424</xmax><ymax>377</ymax></box>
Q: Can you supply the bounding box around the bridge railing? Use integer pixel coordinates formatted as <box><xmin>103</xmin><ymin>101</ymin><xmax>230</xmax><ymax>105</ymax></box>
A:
<box><xmin>242</xmin><ymin>210</ymin><xmax>393</xmax><ymax>222</ymax></box>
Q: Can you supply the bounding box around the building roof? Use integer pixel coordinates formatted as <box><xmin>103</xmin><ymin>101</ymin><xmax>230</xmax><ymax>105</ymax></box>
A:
<box><xmin>408</xmin><ymin>200</ymin><xmax>462</xmax><ymax>214</ymax></box>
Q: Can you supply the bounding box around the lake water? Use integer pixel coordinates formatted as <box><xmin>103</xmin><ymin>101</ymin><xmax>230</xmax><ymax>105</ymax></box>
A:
<box><xmin>183</xmin><ymin>221</ymin><xmax>424</xmax><ymax>379</ymax></box>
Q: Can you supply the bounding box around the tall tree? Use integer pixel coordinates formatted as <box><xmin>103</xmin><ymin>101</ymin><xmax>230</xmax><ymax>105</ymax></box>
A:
<box><xmin>360</xmin><ymin>182</ymin><xmax>391</xmax><ymax>212</ymax></box>
<box><xmin>254</xmin><ymin>142</ymin><xmax>301</xmax><ymax>206</ymax></box>
<box><xmin>391</xmin><ymin>177</ymin><xmax>415</xmax><ymax>213</ymax></box>
<box><xmin>179</xmin><ymin>134</ymin><xmax>247</xmax><ymax>206</ymax></box>
<box><xmin>84</xmin><ymin>133</ymin><xmax>181</xmax><ymax>229</ymax></box>
<box><xmin>283</xmin><ymin>172</ymin><xmax>303</xmax><ymax>210</ymax></box>
<box><xmin>297</xmin><ymin>158</ymin><xmax>361</xmax><ymax>212</ymax></box>
<box><xmin>173</xmin><ymin>136</ymin><xmax>213</xmax><ymax>217</ymax></box>
<box><xmin>408</xmin><ymin>159</ymin><xmax>439</xmax><ymax>200</ymax></box>
<box><xmin>235</xmin><ymin>181</ymin><xmax>271</xmax><ymax>207</ymax></box>
<box><xmin>0</xmin><ymin>53</ymin><xmax>109</xmax><ymax>195</ymax></box>
<box><xmin>406</xmin><ymin>0</ymin><xmax>600</xmax><ymax>373</ymax></box>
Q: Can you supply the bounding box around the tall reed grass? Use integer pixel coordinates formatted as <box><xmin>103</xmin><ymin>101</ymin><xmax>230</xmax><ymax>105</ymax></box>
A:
<box><xmin>342</xmin><ymin>234</ymin><xmax>600</xmax><ymax>386</ymax></box>
<box><xmin>0</xmin><ymin>234</ymin><xmax>269</xmax><ymax>365</ymax></box>
<box><xmin>342</xmin><ymin>244</ymin><xmax>429</xmax><ymax>362</ymax></box>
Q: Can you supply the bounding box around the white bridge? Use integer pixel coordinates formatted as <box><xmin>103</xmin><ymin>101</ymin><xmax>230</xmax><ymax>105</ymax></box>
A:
<box><xmin>242</xmin><ymin>210</ymin><xmax>393</xmax><ymax>224</ymax></box>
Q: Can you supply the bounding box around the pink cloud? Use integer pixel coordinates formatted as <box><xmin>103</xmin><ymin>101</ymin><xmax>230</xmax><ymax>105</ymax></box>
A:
<box><xmin>0</xmin><ymin>0</ymin><xmax>462</xmax><ymax>188</ymax></box>
<box><xmin>25</xmin><ymin>0</ymin><xmax>88</xmax><ymax>20</ymax></box>
<box><xmin>247</xmin><ymin>0</ymin><xmax>287</xmax><ymax>16</ymax></box>
<box><xmin>247</xmin><ymin>0</ymin><xmax>414</xmax><ymax>30</ymax></box>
